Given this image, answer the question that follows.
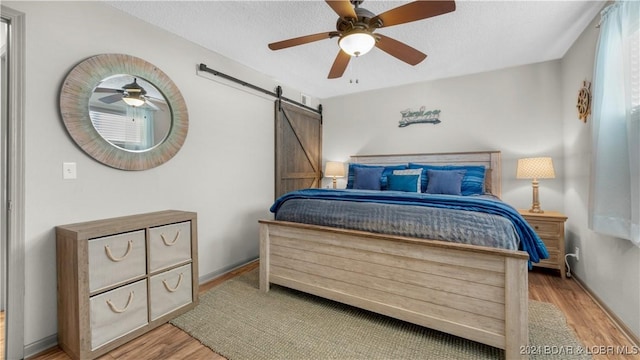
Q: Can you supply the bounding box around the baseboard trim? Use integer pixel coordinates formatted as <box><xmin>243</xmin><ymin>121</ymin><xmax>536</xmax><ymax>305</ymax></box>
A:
<box><xmin>198</xmin><ymin>256</ymin><xmax>258</xmax><ymax>284</ymax></box>
<box><xmin>24</xmin><ymin>333</ymin><xmax>58</xmax><ymax>359</ymax></box>
<box><xmin>572</xmin><ymin>273</ymin><xmax>640</xmax><ymax>347</ymax></box>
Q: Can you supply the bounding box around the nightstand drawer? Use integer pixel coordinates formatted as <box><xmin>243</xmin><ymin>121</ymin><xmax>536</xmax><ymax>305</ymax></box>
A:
<box><xmin>526</xmin><ymin>220</ymin><xmax>561</xmax><ymax>239</ymax></box>
<box><xmin>539</xmin><ymin>236</ymin><xmax>559</xmax><ymax>250</ymax></box>
<box><xmin>541</xmin><ymin>250</ymin><xmax>559</xmax><ymax>264</ymax></box>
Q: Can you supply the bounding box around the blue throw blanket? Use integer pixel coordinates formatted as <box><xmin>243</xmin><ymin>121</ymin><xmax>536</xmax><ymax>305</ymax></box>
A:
<box><xmin>271</xmin><ymin>188</ymin><xmax>548</xmax><ymax>264</ymax></box>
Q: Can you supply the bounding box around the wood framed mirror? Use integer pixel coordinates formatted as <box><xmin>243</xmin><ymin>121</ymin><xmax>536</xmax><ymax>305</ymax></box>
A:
<box><xmin>60</xmin><ymin>54</ymin><xmax>188</xmax><ymax>170</ymax></box>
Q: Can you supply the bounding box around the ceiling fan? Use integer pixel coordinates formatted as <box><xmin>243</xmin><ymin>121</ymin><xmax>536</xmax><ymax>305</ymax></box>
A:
<box><xmin>95</xmin><ymin>78</ymin><xmax>161</xmax><ymax>110</ymax></box>
<box><xmin>268</xmin><ymin>0</ymin><xmax>456</xmax><ymax>79</ymax></box>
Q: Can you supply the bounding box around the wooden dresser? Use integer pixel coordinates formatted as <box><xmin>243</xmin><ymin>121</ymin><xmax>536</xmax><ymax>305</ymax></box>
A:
<box><xmin>518</xmin><ymin>210</ymin><xmax>568</xmax><ymax>278</ymax></box>
<box><xmin>55</xmin><ymin>210</ymin><xmax>198</xmax><ymax>360</ymax></box>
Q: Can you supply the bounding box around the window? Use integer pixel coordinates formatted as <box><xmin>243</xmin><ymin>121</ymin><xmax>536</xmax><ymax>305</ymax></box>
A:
<box><xmin>589</xmin><ymin>1</ymin><xmax>640</xmax><ymax>246</ymax></box>
<box><xmin>89</xmin><ymin>107</ymin><xmax>154</xmax><ymax>151</ymax></box>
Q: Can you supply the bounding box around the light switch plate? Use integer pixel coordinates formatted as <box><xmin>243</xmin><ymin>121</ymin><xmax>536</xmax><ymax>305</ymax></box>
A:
<box><xmin>63</xmin><ymin>162</ymin><xmax>77</xmax><ymax>179</ymax></box>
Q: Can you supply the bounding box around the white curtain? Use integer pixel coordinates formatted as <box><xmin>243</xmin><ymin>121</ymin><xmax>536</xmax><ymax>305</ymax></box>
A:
<box><xmin>590</xmin><ymin>1</ymin><xmax>640</xmax><ymax>246</ymax></box>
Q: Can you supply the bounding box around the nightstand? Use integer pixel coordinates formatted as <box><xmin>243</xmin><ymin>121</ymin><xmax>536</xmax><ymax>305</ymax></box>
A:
<box><xmin>518</xmin><ymin>210</ymin><xmax>568</xmax><ymax>278</ymax></box>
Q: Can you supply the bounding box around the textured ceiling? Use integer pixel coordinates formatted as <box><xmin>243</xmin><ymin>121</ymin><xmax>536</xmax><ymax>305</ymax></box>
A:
<box><xmin>107</xmin><ymin>0</ymin><xmax>605</xmax><ymax>99</ymax></box>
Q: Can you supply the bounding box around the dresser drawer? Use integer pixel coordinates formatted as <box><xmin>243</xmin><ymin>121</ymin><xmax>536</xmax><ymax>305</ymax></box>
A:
<box><xmin>149</xmin><ymin>264</ymin><xmax>193</xmax><ymax>321</ymax></box>
<box><xmin>149</xmin><ymin>221</ymin><xmax>192</xmax><ymax>272</ymax></box>
<box><xmin>526</xmin><ymin>220</ymin><xmax>561</xmax><ymax>239</ymax></box>
<box><xmin>90</xmin><ymin>279</ymin><xmax>148</xmax><ymax>350</ymax></box>
<box><xmin>88</xmin><ymin>230</ymin><xmax>146</xmax><ymax>293</ymax></box>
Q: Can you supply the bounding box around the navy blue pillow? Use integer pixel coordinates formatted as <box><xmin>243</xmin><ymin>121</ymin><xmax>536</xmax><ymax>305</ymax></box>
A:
<box><xmin>352</xmin><ymin>166</ymin><xmax>385</xmax><ymax>190</ymax></box>
<box><xmin>425</xmin><ymin>169</ymin><xmax>466</xmax><ymax>195</ymax></box>
<box><xmin>387</xmin><ymin>174</ymin><xmax>420</xmax><ymax>192</ymax></box>
<box><xmin>408</xmin><ymin>163</ymin><xmax>486</xmax><ymax>195</ymax></box>
<box><xmin>346</xmin><ymin>163</ymin><xmax>407</xmax><ymax>190</ymax></box>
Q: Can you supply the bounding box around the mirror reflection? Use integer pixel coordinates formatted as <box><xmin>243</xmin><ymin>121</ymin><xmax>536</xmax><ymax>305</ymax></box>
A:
<box><xmin>89</xmin><ymin>75</ymin><xmax>171</xmax><ymax>152</ymax></box>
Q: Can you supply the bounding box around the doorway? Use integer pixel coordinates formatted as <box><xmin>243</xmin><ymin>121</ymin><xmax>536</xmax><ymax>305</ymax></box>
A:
<box><xmin>1</xmin><ymin>6</ymin><xmax>25</xmax><ymax>360</ymax></box>
<box><xmin>1</xmin><ymin>18</ymin><xmax>7</xmax><ymax>359</ymax></box>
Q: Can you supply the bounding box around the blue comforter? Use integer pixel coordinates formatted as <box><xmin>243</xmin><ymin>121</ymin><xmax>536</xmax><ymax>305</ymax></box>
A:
<box><xmin>271</xmin><ymin>188</ymin><xmax>548</xmax><ymax>264</ymax></box>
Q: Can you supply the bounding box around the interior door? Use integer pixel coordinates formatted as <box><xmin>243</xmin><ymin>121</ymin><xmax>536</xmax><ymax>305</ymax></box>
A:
<box><xmin>274</xmin><ymin>100</ymin><xmax>322</xmax><ymax>199</ymax></box>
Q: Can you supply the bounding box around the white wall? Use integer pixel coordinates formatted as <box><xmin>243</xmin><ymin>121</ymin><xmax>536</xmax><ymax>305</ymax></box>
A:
<box><xmin>322</xmin><ymin>61</ymin><xmax>565</xmax><ymax>212</ymax></box>
<box><xmin>5</xmin><ymin>1</ymin><xmax>308</xmax><ymax>352</ymax></box>
<box><xmin>561</xmin><ymin>7</ymin><xmax>640</xmax><ymax>337</ymax></box>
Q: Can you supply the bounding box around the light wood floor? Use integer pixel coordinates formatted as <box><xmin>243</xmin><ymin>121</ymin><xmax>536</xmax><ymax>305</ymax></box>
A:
<box><xmin>1</xmin><ymin>311</ymin><xmax>4</xmax><ymax>360</ymax></box>
<box><xmin>28</xmin><ymin>262</ymin><xmax>638</xmax><ymax>360</ymax></box>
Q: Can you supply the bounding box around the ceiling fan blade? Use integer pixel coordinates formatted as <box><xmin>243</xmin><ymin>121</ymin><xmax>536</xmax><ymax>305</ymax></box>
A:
<box><xmin>373</xmin><ymin>1</ymin><xmax>456</xmax><ymax>28</ymax></box>
<box><xmin>94</xmin><ymin>87</ymin><xmax>122</xmax><ymax>94</ymax></box>
<box><xmin>375</xmin><ymin>34</ymin><xmax>427</xmax><ymax>66</ymax></box>
<box><xmin>268</xmin><ymin>32</ymin><xmax>337</xmax><ymax>50</ymax></box>
<box><xmin>325</xmin><ymin>0</ymin><xmax>356</xmax><ymax>19</ymax></box>
<box><xmin>328</xmin><ymin>50</ymin><xmax>351</xmax><ymax>79</ymax></box>
<box><xmin>99</xmin><ymin>94</ymin><xmax>123</xmax><ymax>104</ymax></box>
<box><xmin>144</xmin><ymin>98</ymin><xmax>161</xmax><ymax>111</ymax></box>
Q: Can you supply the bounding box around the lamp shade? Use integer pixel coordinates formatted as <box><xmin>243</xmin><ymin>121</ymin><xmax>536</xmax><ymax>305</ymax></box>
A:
<box><xmin>325</xmin><ymin>161</ymin><xmax>345</xmax><ymax>178</ymax></box>
<box><xmin>516</xmin><ymin>157</ymin><xmax>555</xmax><ymax>179</ymax></box>
<box><xmin>339</xmin><ymin>31</ymin><xmax>375</xmax><ymax>57</ymax></box>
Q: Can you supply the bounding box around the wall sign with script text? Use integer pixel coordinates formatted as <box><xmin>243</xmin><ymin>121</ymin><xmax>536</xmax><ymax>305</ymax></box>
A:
<box><xmin>398</xmin><ymin>107</ymin><xmax>441</xmax><ymax>127</ymax></box>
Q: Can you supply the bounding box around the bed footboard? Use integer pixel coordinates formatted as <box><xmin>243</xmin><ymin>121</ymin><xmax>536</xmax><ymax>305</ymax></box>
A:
<box><xmin>259</xmin><ymin>220</ymin><xmax>529</xmax><ymax>359</ymax></box>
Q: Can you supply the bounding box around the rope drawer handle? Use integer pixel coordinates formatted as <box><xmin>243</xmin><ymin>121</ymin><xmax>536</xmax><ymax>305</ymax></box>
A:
<box><xmin>161</xmin><ymin>230</ymin><xmax>181</xmax><ymax>246</ymax></box>
<box><xmin>104</xmin><ymin>240</ymin><xmax>133</xmax><ymax>262</ymax></box>
<box><xmin>162</xmin><ymin>273</ymin><xmax>184</xmax><ymax>293</ymax></box>
<box><xmin>106</xmin><ymin>291</ymin><xmax>134</xmax><ymax>314</ymax></box>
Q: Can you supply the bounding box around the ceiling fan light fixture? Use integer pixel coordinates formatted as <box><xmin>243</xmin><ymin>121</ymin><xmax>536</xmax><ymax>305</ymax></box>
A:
<box><xmin>122</xmin><ymin>94</ymin><xmax>145</xmax><ymax>107</ymax></box>
<box><xmin>339</xmin><ymin>31</ymin><xmax>375</xmax><ymax>57</ymax></box>
<box><xmin>121</xmin><ymin>78</ymin><xmax>147</xmax><ymax>107</ymax></box>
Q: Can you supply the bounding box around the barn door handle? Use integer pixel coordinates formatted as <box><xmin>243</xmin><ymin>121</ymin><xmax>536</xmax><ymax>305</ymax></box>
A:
<box><xmin>104</xmin><ymin>240</ymin><xmax>133</xmax><ymax>262</ymax></box>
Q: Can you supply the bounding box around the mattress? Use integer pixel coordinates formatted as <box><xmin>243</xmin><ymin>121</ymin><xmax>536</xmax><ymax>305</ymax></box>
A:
<box><xmin>271</xmin><ymin>188</ymin><xmax>548</xmax><ymax>263</ymax></box>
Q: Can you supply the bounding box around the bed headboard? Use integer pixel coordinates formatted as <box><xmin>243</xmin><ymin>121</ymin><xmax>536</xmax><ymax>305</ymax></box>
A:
<box><xmin>349</xmin><ymin>151</ymin><xmax>502</xmax><ymax>198</ymax></box>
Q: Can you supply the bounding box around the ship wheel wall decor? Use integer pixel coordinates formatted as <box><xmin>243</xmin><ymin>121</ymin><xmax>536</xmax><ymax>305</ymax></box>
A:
<box><xmin>576</xmin><ymin>80</ymin><xmax>591</xmax><ymax>123</ymax></box>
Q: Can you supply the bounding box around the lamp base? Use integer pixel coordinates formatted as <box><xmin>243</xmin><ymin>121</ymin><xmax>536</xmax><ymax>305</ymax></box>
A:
<box><xmin>529</xmin><ymin>179</ymin><xmax>543</xmax><ymax>213</ymax></box>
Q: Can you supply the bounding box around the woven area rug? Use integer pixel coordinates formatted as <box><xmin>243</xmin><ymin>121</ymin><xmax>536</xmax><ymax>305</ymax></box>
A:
<box><xmin>171</xmin><ymin>269</ymin><xmax>590</xmax><ymax>360</ymax></box>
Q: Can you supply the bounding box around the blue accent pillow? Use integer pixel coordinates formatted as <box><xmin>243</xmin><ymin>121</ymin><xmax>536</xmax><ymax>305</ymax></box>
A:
<box><xmin>408</xmin><ymin>163</ymin><xmax>486</xmax><ymax>195</ymax></box>
<box><xmin>352</xmin><ymin>166</ymin><xmax>385</xmax><ymax>190</ymax></box>
<box><xmin>387</xmin><ymin>174</ymin><xmax>420</xmax><ymax>192</ymax></box>
<box><xmin>346</xmin><ymin>163</ymin><xmax>407</xmax><ymax>190</ymax></box>
<box><xmin>425</xmin><ymin>169</ymin><xmax>466</xmax><ymax>195</ymax></box>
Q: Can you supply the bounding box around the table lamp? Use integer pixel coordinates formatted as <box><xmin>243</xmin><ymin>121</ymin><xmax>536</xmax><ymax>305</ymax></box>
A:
<box><xmin>516</xmin><ymin>157</ymin><xmax>555</xmax><ymax>213</ymax></box>
<box><xmin>324</xmin><ymin>161</ymin><xmax>345</xmax><ymax>189</ymax></box>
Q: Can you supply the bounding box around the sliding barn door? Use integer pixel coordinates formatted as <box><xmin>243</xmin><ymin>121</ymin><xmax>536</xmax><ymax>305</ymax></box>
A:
<box><xmin>274</xmin><ymin>101</ymin><xmax>322</xmax><ymax>199</ymax></box>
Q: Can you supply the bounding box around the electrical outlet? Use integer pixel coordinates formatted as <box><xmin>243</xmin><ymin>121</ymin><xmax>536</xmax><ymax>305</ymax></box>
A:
<box><xmin>575</xmin><ymin>247</ymin><xmax>580</xmax><ymax>261</ymax></box>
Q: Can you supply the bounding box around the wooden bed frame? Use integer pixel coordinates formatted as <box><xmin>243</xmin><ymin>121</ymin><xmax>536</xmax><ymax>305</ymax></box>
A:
<box><xmin>259</xmin><ymin>151</ymin><xmax>529</xmax><ymax>359</ymax></box>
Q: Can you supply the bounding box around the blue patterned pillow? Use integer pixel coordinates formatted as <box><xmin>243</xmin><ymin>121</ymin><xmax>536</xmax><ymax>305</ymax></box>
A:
<box><xmin>425</xmin><ymin>169</ymin><xmax>465</xmax><ymax>195</ymax></box>
<box><xmin>392</xmin><ymin>169</ymin><xmax>422</xmax><ymax>192</ymax></box>
<box><xmin>408</xmin><ymin>163</ymin><xmax>486</xmax><ymax>195</ymax></box>
<box><xmin>387</xmin><ymin>174</ymin><xmax>420</xmax><ymax>192</ymax></box>
<box><xmin>346</xmin><ymin>163</ymin><xmax>407</xmax><ymax>190</ymax></box>
<box><xmin>352</xmin><ymin>166</ymin><xmax>385</xmax><ymax>190</ymax></box>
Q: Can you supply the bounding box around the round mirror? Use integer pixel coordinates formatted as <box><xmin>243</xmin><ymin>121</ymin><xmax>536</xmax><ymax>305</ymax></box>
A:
<box><xmin>60</xmin><ymin>54</ymin><xmax>188</xmax><ymax>170</ymax></box>
<box><xmin>89</xmin><ymin>75</ymin><xmax>171</xmax><ymax>152</ymax></box>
